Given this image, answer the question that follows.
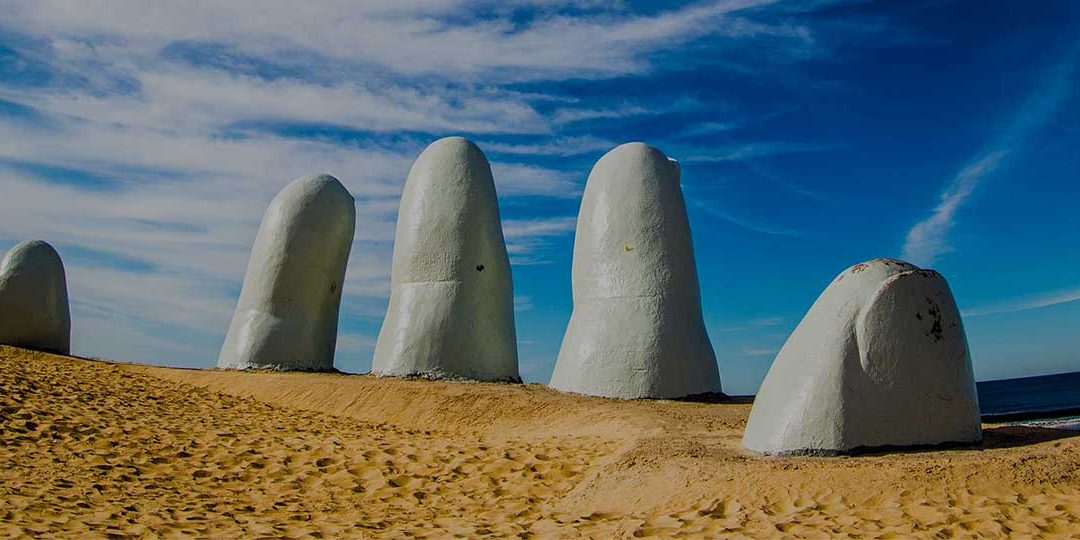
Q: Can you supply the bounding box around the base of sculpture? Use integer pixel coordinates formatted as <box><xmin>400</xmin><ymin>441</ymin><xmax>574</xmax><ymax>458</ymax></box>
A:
<box><xmin>551</xmin><ymin>296</ymin><xmax>720</xmax><ymax>399</ymax></box>
<box><xmin>752</xmin><ymin>438</ymin><xmax>982</xmax><ymax>457</ymax></box>
<box><xmin>374</xmin><ymin>281</ymin><xmax>520</xmax><ymax>383</ymax></box>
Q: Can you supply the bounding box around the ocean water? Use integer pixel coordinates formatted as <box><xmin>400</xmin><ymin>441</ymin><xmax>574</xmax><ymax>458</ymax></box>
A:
<box><xmin>978</xmin><ymin>371</ymin><xmax>1080</xmax><ymax>430</ymax></box>
<box><xmin>1008</xmin><ymin>415</ymin><xmax>1080</xmax><ymax>431</ymax></box>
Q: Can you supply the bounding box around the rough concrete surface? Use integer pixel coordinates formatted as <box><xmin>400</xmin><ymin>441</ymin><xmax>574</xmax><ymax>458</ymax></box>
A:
<box><xmin>218</xmin><ymin>174</ymin><xmax>355</xmax><ymax>371</ymax></box>
<box><xmin>743</xmin><ymin>258</ymin><xmax>981</xmax><ymax>455</ymax></box>
<box><xmin>550</xmin><ymin>142</ymin><xmax>721</xmax><ymax>399</ymax></box>
<box><xmin>372</xmin><ymin>137</ymin><xmax>519</xmax><ymax>382</ymax></box>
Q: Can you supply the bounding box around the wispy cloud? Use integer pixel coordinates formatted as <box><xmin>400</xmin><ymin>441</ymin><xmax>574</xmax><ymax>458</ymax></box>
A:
<box><xmin>490</xmin><ymin>163</ymin><xmax>582</xmax><ymax>197</ymax></box>
<box><xmin>963</xmin><ymin>286</ymin><xmax>1080</xmax><ymax>318</ymax></box>
<box><xmin>503</xmin><ymin>217</ymin><xmax>579</xmax><ymax>239</ymax></box>
<box><xmin>716</xmin><ymin>316</ymin><xmax>787</xmax><ymax>332</ymax></box>
<box><xmin>502</xmin><ymin>217</ymin><xmax>578</xmax><ymax>263</ymax></box>
<box><xmin>745</xmin><ymin>160</ymin><xmax>832</xmax><ymax>203</ymax></box>
<box><xmin>741</xmin><ymin>346</ymin><xmax>779</xmax><ymax>357</ymax></box>
<box><xmin>514</xmin><ymin>295</ymin><xmax>535</xmax><ymax>312</ymax></box>
<box><xmin>901</xmin><ymin>151</ymin><xmax>1006</xmax><ymax>266</ymax></box>
<box><xmin>691</xmin><ymin>201</ymin><xmax>806</xmax><ymax>237</ymax></box>
<box><xmin>0</xmin><ymin>0</ymin><xmax>811</xmax><ymax>81</ymax></box>
<box><xmin>481</xmin><ymin>135</ymin><xmax>615</xmax><ymax>156</ymax></box>
<box><xmin>552</xmin><ymin>104</ymin><xmax>657</xmax><ymax>125</ymax></box>
<box><xmin>336</xmin><ymin>333</ymin><xmax>378</xmax><ymax>355</ymax></box>
<box><xmin>680</xmin><ymin>141</ymin><xmax>838</xmax><ymax>163</ymax></box>
<box><xmin>672</xmin><ymin>106</ymin><xmax>798</xmax><ymax>138</ymax></box>
<box><xmin>902</xmin><ymin>39</ymin><xmax>1080</xmax><ymax>267</ymax></box>
<box><xmin>1</xmin><ymin>68</ymin><xmax>552</xmax><ymax>135</ymax></box>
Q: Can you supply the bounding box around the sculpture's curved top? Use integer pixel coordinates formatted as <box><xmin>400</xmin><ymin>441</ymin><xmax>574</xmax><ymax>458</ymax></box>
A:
<box><xmin>1</xmin><ymin>240</ymin><xmax>67</xmax><ymax>280</ymax></box>
<box><xmin>389</xmin><ymin>136</ymin><xmax>511</xmax><ymax>286</ymax></box>
<box><xmin>571</xmin><ymin>142</ymin><xmax>703</xmax><ymax>304</ymax></box>
<box><xmin>257</xmin><ymin>174</ymin><xmax>352</xmax><ymax>296</ymax></box>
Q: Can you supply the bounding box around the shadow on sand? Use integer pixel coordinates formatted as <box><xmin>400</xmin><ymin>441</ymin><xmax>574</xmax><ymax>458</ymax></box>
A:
<box><xmin>979</xmin><ymin>424</ymin><xmax>1080</xmax><ymax>449</ymax></box>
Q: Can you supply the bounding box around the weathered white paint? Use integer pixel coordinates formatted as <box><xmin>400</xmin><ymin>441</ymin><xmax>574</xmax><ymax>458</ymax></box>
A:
<box><xmin>549</xmin><ymin>142</ymin><xmax>721</xmax><ymax>399</ymax></box>
<box><xmin>372</xmin><ymin>137</ymin><xmax>519</xmax><ymax>381</ymax></box>
<box><xmin>217</xmin><ymin>174</ymin><xmax>355</xmax><ymax>371</ymax></box>
<box><xmin>743</xmin><ymin>258</ymin><xmax>981</xmax><ymax>455</ymax></box>
<box><xmin>0</xmin><ymin>240</ymin><xmax>70</xmax><ymax>354</ymax></box>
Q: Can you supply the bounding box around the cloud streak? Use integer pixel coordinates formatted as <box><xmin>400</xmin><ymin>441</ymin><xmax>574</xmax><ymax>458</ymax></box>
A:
<box><xmin>902</xmin><ymin>39</ymin><xmax>1080</xmax><ymax>267</ymax></box>
<box><xmin>741</xmin><ymin>346</ymin><xmax>779</xmax><ymax>357</ymax></box>
<box><xmin>691</xmin><ymin>201</ymin><xmax>806</xmax><ymax>237</ymax></box>
<box><xmin>963</xmin><ymin>286</ymin><xmax>1080</xmax><ymax>318</ymax></box>
<box><xmin>901</xmin><ymin>151</ymin><xmax>1006</xmax><ymax>266</ymax></box>
<box><xmin>0</xmin><ymin>0</ymin><xmax>810</xmax><ymax>81</ymax></box>
<box><xmin>502</xmin><ymin>217</ymin><xmax>578</xmax><ymax>263</ymax></box>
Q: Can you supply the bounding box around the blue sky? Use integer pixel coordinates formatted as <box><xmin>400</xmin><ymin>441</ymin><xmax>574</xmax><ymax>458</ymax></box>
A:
<box><xmin>0</xmin><ymin>0</ymin><xmax>1077</xmax><ymax>394</ymax></box>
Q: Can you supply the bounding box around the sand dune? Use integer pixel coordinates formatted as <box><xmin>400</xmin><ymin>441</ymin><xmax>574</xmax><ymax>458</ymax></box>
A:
<box><xmin>3</xmin><ymin>346</ymin><xmax>1080</xmax><ymax>538</ymax></box>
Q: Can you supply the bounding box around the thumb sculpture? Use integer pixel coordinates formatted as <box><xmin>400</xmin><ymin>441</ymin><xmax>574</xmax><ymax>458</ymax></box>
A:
<box><xmin>0</xmin><ymin>240</ymin><xmax>71</xmax><ymax>354</ymax></box>
<box><xmin>743</xmin><ymin>258</ymin><xmax>981</xmax><ymax>456</ymax></box>
<box><xmin>549</xmin><ymin>142</ymin><xmax>721</xmax><ymax>399</ymax></box>
<box><xmin>217</xmin><ymin>174</ymin><xmax>355</xmax><ymax>371</ymax></box>
<box><xmin>372</xmin><ymin>137</ymin><xmax>519</xmax><ymax>382</ymax></box>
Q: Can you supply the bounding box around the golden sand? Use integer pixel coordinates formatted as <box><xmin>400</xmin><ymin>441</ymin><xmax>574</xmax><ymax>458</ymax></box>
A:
<box><xmin>3</xmin><ymin>345</ymin><xmax>1080</xmax><ymax>538</ymax></box>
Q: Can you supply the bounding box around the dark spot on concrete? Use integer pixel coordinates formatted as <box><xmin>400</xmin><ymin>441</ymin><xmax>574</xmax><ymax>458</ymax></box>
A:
<box><xmin>330</xmin><ymin>282</ymin><xmax>337</xmax><ymax>293</ymax></box>
<box><xmin>915</xmin><ymin>312</ymin><xmax>923</xmax><ymax>320</ymax></box>
<box><xmin>476</xmin><ymin>264</ymin><xmax>485</xmax><ymax>272</ymax></box>
<box><xmin>924</xmin><ymin>298</ymin><xmax>944</xmax><ymax>342</ymax></box>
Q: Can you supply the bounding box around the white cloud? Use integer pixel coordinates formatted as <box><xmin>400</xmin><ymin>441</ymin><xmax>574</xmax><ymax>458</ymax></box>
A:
<box><xmin>672</xmin><ymin>106</ymin><xmax>798</xmax><ymax>138</ymax></box>
<box><xmin>481</xmin><ymin>135</ymin><xmax>615</xmax><ymax>156</ymax></box>
<box><xmin>963</xmin><ymin>286</ymin><xmax>1080</xmax><ymax>318</ymax></box>
<box><xmin>1</xmin><ymin>0</ymin><xmax>807</xmax><ymax>80</ymax></box>
<box><xmin>679</xmin><ymin>140</ymin><xmax>837</xmax><ymax>162</ymax></box>
<box><xmin>491</xmin><ymin>163</ymin><xmax>582</xmax><ymax>197</ymax></box>
<box><xmin>502</xmin><ymin>216</ymin><xmax>579</xmax><ymax>238</ymax></box>
<box><xmin>336</xmin><ymin>332</ymin><xmax>378</xmax><ymax>355</ymax></box>
<box><xmin>502</xmin><ymin>216</ymin><xmax>578</xmax><ymax>264</ymax></box>
<box><xmin>7</xmin><ymin>69</ymin><xmax>552</xmax><ymax>135</ymax></box>
<box><xmin>691</xmin><ymin>201</ymin><xmax>805</xmax><ymax>237</ymax></box>
<box><xmin>741</xmin><ymin>346</ymin><xmax>778</xmax><ymax>357</ymax></box>
<box><xmin>902</xmin><ymin>39</ymin><xmax>1079</xmax><ymax>267</ymax></box>
<box><xmin>514</xmin><ymin>295</ymin><xmax>535</xmax><ymax>312</ymax></box>
<box><xmin>901</xmin><ymin>151</ymin><xmax>1005</xmax><ymax>266</ymax></box>
<box><xmin>715</xmin><ymin>316</ymin><xmax>787</xmax><ymax>332</ymax></box>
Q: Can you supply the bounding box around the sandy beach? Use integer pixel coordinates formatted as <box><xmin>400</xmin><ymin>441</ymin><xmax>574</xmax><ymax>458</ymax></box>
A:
<box><xmin>3</xmin><ymin>345</ymin><xmax>1080</xmax><ymax>538</ymax></box>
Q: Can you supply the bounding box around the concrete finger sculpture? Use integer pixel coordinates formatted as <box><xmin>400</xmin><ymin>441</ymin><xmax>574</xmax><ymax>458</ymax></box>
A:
<box><xmin>372</xmin><ymin>137</ymin><xmax>519</xmax><ymax>381</ymax></box>
<box><xmin>0</xmin><ymin>240</ymin><xmax>70</xmax><ymax>354</ymax></box>
<box><xmin>549</xmin><ymin>142</ymin><xmax>721</xmax><ymax>399</ymax></box>
<box><xmin>743</xmin><ymin>258</ymin><xmax>981</xmax><ymax>456</ymax></box>
<box><xmin>217</xmin><ymin>174</ymin><xmax>355</xmax><ymax>371</ymax></box>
